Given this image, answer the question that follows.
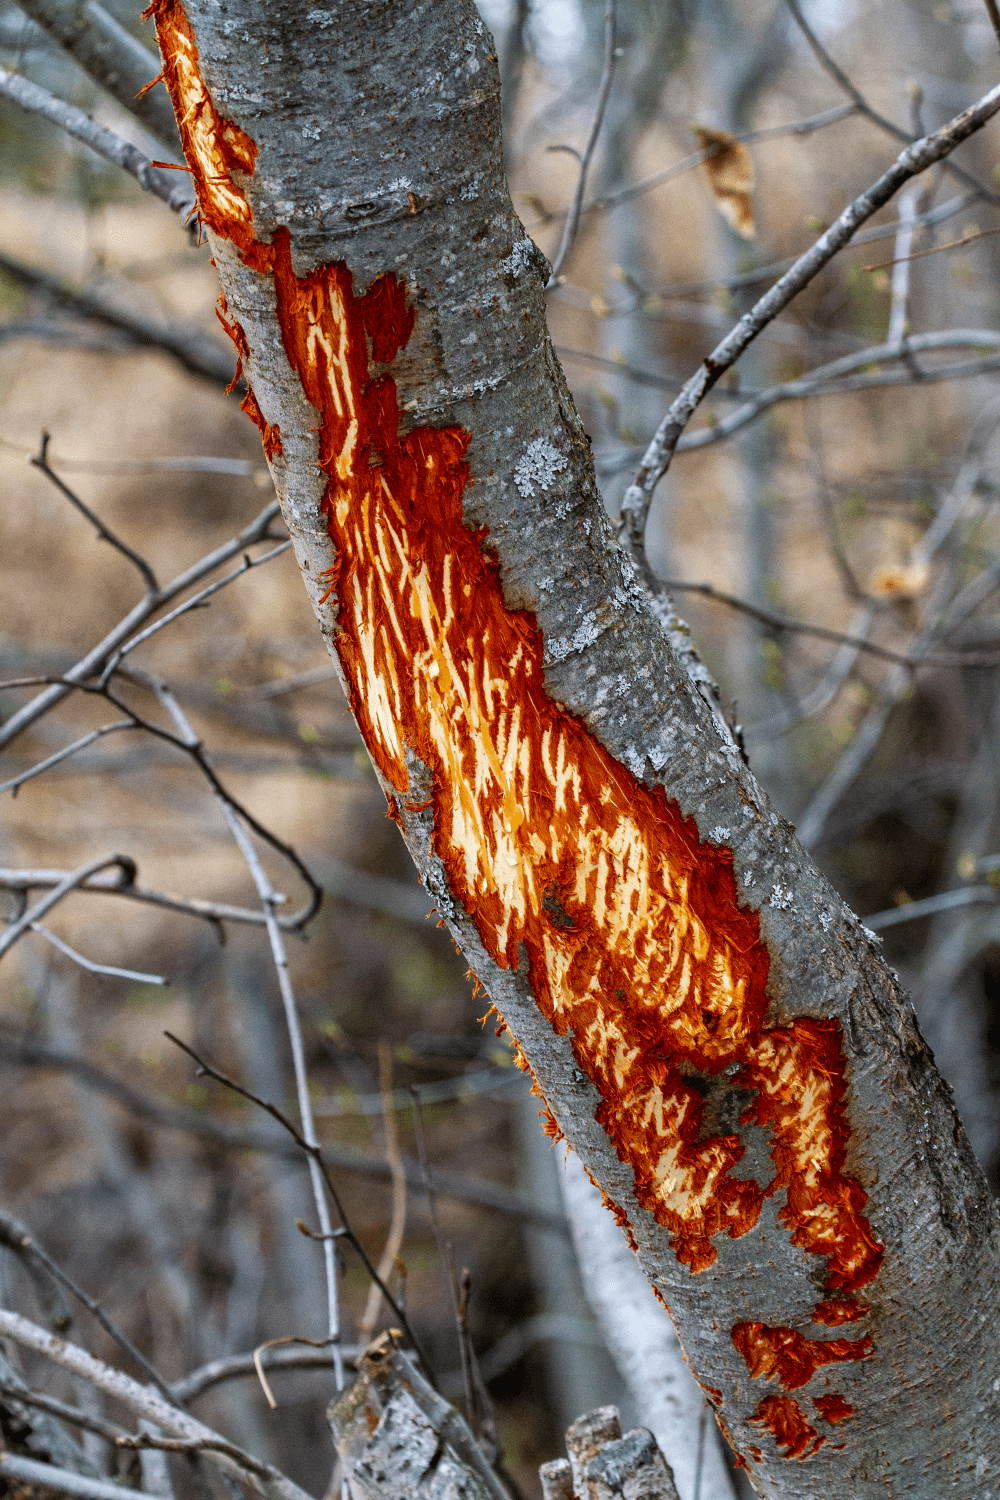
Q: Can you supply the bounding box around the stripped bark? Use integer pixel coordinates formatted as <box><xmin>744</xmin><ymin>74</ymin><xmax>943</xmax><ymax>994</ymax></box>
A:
<box><xmin>146</xmin><ymin>1</ymin><xmax>1000</xmax><ymax>1493</ymax></box>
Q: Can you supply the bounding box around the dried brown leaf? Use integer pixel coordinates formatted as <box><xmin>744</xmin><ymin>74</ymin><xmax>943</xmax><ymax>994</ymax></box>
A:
<box><xmin>692</xmin><ymin>126</ymin><xmax>755</xmax><ymax>240</ymax></box>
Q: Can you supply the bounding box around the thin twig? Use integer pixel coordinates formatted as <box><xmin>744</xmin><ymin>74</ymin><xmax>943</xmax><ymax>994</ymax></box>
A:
<box><xmin>99</xmin><ymin>542</ymin><xmax>292</xmax><ymax>682</ymax></box>
<box><xmin>545</xmin><ymin>0</ymin><xmax>617</xmax><ymax>285</ymax></box>
<box><xmin>0</xmin><ymin>1453</ymin><xmax>152</xmax><ymax>1500</ymax></box>
<box><xmin>583</xmin><ymin>103</ymin><xmax>858</xmax><ymax>217</ymax></box>
<box><xmin>139</xmin><ymin>682</ymin><xmax>339</xmax><ymax>1365</ymax></box>
<box><xmin>170</xmin><ymin>1345</ymin><xmax>361</xmax><ymax>1404</ymax></box>
<box><xmin>0</xmin><ymin>1309</ymin><xmax>312</xmax><ymax>1500</ymax></box>
<box><xmin>782</xmin><ymin>0</ymin><xmax>999</xmax><ymax>205</ymax></box>
<box><xmin>0</xmin><ymin>864</ymin><xmax>306</xmax><ymax>933</ymax></box>
<box><xmin>0</xmin><ymin>1027</ymin><xmax>570</xmax><ymax>1231</ymax></box>
<box><xmin>747</xmin><ymin>602</ymin><xmax>876</xmax><ymax>743</ymax></box>
<box><xmin>0</xmin><ymin>1383</ymin><xmax>272</xmax><ymax>1475</ymax></box>
<box><xmin>210</xmin><ymin>791</ymin><xmax>342</xmax><ymax>1389</ymax></box>
<box><xmin>7</xmin><ymin>668</ymin><xmax>323</xmax><ymax>929</ymax></box>
<box><xmin>163</xmin><ymin>1032</ymin><xmax>433</xmax><ymax>1371</ymax></box>
<box><xmin>864</xmin><ymin>885</ymin><xmax>999</xmax><ymax>931</ymax></box>
<box><xmin>0</xmin><ymin>66</ymin><xmax>194</xmax><ymax>214</ymax></box>
<box><xmin>251</xmin><ymin>1333</ymin><xmax>343</xmax><ymax>1410</ymax></box>
<box><xmin>646</xmin><ymin>189</ymin><xmax>976</xmax><ymax>300</ymax></box>
<box><xmin>662</xmin><ymin>578</ymin><xmax>1000</xmax><ymax>667</ymax></box>
<box><xmin>618</xmin><ymin>81</ymin><xmax>1000</xmax><ymax>577</ymax></box>
<box><xmin>28</xmin><ymin>921</ymin><xmax>169</xmax><ymax>985</ymax></box>
<box><xmin>0</xmin><ymin>721</ymin><xmax>138</xmax><ymax>797</ymax></box>
<box><xmin>693</xmin><ymin>1401</ymin><xmax>706</xmax><ymax>1500</ymax></box>
<box><xmin>0</xmin><ymin>254</ymin><xmax>237</xmax><ymax>385</ymax></box>
<box><xmin>0</xmin><ymin>853</ymin><xmax>136</xmax><ymax>960</ymax></box>
<box><xmin>984</xmin><ymin>0</ymin><xmax>1000</xmax><ymax>48</ymax></box>
<box><xmin>32</xmin><ymin>432</ymin><xmax>158</xmax><ymax>591</ymax></box>
<box><xmin>358</xmin><ymin>1042</ymin><xmax>408</xmax><ymax>1344</ymax></box>
<box><xmin>145</xmin><ymin>641</ymin><xmax>335</xmax><ymax>1351</ymax></box>
<box><xmin>0</xmin><ymin>1210</ymin><xmax>175</xmax><ymax>1401</ymax></box>
<box><xmin>410</xmin><ymin>1086</ymin><xmax>475</xmax><ymax>1421</ymax></box>
<box><xmin>675</xmin><ymin>333</ymin><xmax>1000</xmax><ymax>452</ymax></box>
<box><xmin>0</xmin><ymin>499</ymin><xmax>282</xmax><ymax>748</ymax></box>
<box><xmin>886</xmin><ymin>187</ymin><xmax>920</xmax><ymax>350</ymax></box>
<box><xmin>864</xmin><ymin>222</ymin><xmax>1000</xmax><ymax>270</ymax></box>
<box><xmin>12</xmin><ymin>0</ymin><xmax>181</xmax><ymax>150</ymax></box>
<box><xmin>795</xmin><ymin>480</ymin><xmax>993</xmax><ymax>848</ymax></box>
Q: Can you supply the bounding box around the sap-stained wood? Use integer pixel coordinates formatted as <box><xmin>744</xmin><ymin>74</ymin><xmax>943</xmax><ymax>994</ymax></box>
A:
<box><xmin>151</xmin><ymin>0</ymin><xmax>1000</xmax><ymax>1491</ymax></box>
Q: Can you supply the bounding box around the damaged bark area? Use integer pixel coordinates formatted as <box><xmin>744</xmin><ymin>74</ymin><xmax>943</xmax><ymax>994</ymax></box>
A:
<box><xmin>149</xmin><ymin>0</ymin><xmax>1000</xmax><ymax>1493</ymax></box>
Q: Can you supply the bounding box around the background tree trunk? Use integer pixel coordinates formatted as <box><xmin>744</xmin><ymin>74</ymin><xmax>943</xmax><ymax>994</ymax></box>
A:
<box><xmin>147</xmin><ymin>0</ymin><xmax>1000</xmax><ymax>1492</ymax></box>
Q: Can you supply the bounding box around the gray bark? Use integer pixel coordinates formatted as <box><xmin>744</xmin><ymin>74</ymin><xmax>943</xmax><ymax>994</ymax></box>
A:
<box><xmin>329</xmin><ymin>1334</ymin><xmax>509</xmax><ymax>1500</ymax></box>
<box><xmin>542</xmin><ymin>1404</ymin><xmax>681</xmax><ymax>1500</ymax></box>
<box><xmin>149</xmin><ymin>1</ymin><xmax>1000</xmax><ymax>1493</ymax></box>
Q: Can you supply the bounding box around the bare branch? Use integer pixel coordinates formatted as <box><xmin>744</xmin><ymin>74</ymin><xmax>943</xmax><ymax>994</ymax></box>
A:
<box><xmin>983</xmin><ymin>0</ymin><xmax>1000</xmax><ymax>50</ymax></box>
<box><xmin>28</xmin><ymin>921</ymin><xmax>169</xmax><ymax>985</ymax></box>
<box><xmin>663</xmin><ymin>577</ymin><xmax>1000</xmax><ymax>667</ymax></box>
<box><xmin>0</xmin><ymin>1383</ymin><xmax>274</xmax><ymax>1475</ymax></box>
<box><xmin>0</xmin><ymin>1309</ymin><xmax>313</xmax><ymax>1500</ymax></box>
<box><xmin>0</xmin><ymin>253</ymin><xmax>237</xmax><ymax>385</ymax></box>
<box><xmin>12</xmin><ymin>0</ymin><xmax>181</xmax><ymax>150</ymax></box>
<box><xmin>32</xmin><ymin>432</ymin><xmax>158</xmax><ymax>591</ymax></box>
<box><xmin>0</xmin><ymin>1209</ymin><xmax>72</xmax><ymax>1331</ymax></box>
<box><xmin>0</xmin><ymin>66</ymin><xmax>194</xmax><ymax>214</ymax></box>
<box><xmin>209</xmin><ymin>785</ymin><xmax>342</xmax><ymax>1385</ymax></box>
<box><xmin>247</xmin><ymin>663</ymin><xmax>338</xmax><ymax>699</ymax></box>
<box><xmin>0</xmin><ymin>1028</ymin><xmax>570</xmax><ymax>1232</ymax></box>
<box><xmin>676</xmin><ymin>333</ymin><xmax>1000</xmax><ymax>451</ymax></box>
<box><xmin>545</xmin><ymin>0</ymin><xmax>617</xmax><ymax>285</ymax></box>
<box><xmin>0</xmin><ymin>863</ymin><xmax>306</xmax><ymax>932</ymax></box>
<box><xmin>358</xmin><ymin>1042</ymin><xmax>407</xmax><ymax>1344</ymax></box>
<box><xmin>0</xmin><ymin>1453</ymin><xmax>154</xmax><ymax>1500</ymax></box>
<box><xmin>619</xmin><ymin>82</ymin><xmax>1000</xmax><ymax>565</ymax></box>
<box><xmin>0</xmin><ymin>498</ymin><xmax>282</xmax><ymax>748</ymax></box>
<box><xmin>864</xmin><ymin>223</ymin><xmax>1000</xmax><ymax>271</ymax></box>
<box><xmin>0</xmin><ymin>854</ymin><xmax>136</xmax><ymax>960</ymax></box>
<box><xmin>646</xmin><ymin>189</ymin><xmax>977</xmax><ymax>299</ymax></box>
<box><xmin>100</xmin><ymin>541</ymin><xmax>292</xmax><ymax>682</ymax></box>
<box><xmin>0</xmin><ymin>1209</ymin><xmax>174</xmax><ymax>1401</ymax></box>
<box><xmin>163</xmin><ymin>1031</ymin><xmax>433</xmax><ymax>1370</ymax></box>
<box><xmin>171</xmin><ymin>1346</ymin><xmax>361</xmax><ymax>1405</ymax></box>
<box><xmin>590</xmin><ymin>103</ymin><xmax>858</xmax><ymax>216</ymax></box>
<box><xmin>0</xmin><ymin>721</ymin><xmax>138</xmax><ymax>797</ymax></box>
<box><xmin>864</xmin><ymin>885</ymin><xmax>999</xmax><ymax>931</ymax></box>
<box><xmin>782</xmin><ymin>0</ymin><xmax>999</xmax><ymax>204</ymax></box>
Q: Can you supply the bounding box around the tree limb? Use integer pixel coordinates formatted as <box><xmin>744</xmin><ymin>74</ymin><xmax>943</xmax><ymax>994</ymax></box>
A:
<box><xmin>619</xmin><ymin>81</ymin><xmax>1000</xmax><ymax>565</ymax></box>
<box><xmin>0</xmin><ymin>66</ymin><xmax>194</xmax><ymax>213</ymax></box>
<box><xmin>12</xmin><ymin>0</ymin><xmax>181</xmax><ymax>150</ymax></box>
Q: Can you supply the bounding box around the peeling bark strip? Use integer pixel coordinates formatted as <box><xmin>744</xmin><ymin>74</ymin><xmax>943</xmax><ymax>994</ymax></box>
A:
<box><xmin>150</xmin><ymin>2</ymin><xmax>1000</xmax><ymax>1493</ymax></box>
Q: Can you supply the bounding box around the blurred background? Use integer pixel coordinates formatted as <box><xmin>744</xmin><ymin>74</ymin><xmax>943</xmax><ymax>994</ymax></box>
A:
<box><xmin>2</xmin><ymin>1</ymin><xmax>1000</xmax><ymax>1497</ymax></box>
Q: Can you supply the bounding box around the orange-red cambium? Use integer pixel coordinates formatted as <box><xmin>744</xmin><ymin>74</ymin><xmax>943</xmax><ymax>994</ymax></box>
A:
<box><xmin>148</xmin><ymin>1</ymin><xmax>1000</xmax><ymax>1489</ymax></box>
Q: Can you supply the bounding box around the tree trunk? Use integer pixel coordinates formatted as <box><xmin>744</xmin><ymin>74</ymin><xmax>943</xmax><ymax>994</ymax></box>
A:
<box><xmin>147</xmin><ymin>0</ymin><xmax>1000</xmax><ymax>1492</ymax></box>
